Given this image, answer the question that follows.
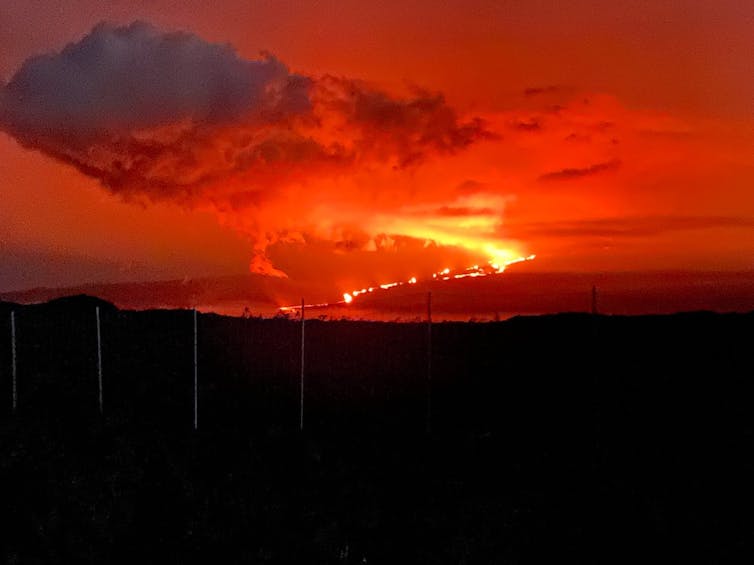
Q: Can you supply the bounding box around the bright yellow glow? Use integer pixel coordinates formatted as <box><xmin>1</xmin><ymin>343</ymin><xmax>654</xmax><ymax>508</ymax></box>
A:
<box><xmin>278</xmin><ymin>253</ymin><xmax>536</xmax><ymax>314</ymax></box>
<box><xmin>340</xmin><ymin>253</ymin><xmax>536</xmax><ymax>306</ymax></box>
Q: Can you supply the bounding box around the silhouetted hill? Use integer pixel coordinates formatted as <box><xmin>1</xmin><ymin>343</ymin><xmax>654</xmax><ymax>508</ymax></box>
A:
<box><xmin>0</xmin><ymin>300</ymin><xmax>753</xmax><ymax>563</ymax></box>
<box><xmin>3</xmin><ymin>270</ymin><xmax>754</xmax><ymax>319</ymax></box>
<box><xmin>37</xmin><ymin>293</ymin><xmax>117</xmax><ymax>311</ymax></box>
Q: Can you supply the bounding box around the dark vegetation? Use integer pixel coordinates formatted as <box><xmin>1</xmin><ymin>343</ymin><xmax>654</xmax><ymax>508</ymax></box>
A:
<box><xmin>0</xmin><ymin>295</ymin><xmax>753</xmax><ymax>563</ymax></box>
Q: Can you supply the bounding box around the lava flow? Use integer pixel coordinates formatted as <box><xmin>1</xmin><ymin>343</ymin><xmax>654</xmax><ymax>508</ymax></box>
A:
<box><xmin>279</xmin><ymin>254</ymin><xmax>536</xmax><ymax>314</ymax></box>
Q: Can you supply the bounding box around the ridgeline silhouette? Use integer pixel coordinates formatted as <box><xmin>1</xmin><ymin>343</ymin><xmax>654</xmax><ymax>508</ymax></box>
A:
<box><xmin>1</xmin><ymin>297</ymin><xmax>753</xmax><ymax>563</ymax></box>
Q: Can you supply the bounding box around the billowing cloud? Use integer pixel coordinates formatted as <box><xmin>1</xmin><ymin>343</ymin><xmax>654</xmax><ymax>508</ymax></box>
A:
<box><xmin>0</xmin><ymin>21</ymin><xmax>310</xmax><ymax>138</ymax></box>
<box><xmin>3</xmin><ymin>21</ymin><xmax>750</xmax><ymax>282</ymax></box>
<box><xmin>0</xmin><ymin>21</ymin><xmax>489</xmax><ymax>201</ymax></box>
<box><xmin>0</xmin><ymin>22</ymin><xmax>316</xmax><ymax>201</ymax></box>
<box><xmin>0</xmin><ymin>21</ymin><xmax>498</xmax><ymax>275</ymax></box>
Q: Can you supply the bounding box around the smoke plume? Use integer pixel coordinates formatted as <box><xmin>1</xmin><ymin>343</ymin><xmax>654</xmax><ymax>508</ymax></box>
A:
<box><xmin>0</xmin><ymin>22</ymin><xmax>488</xmax><ymax>198</ymax></box>
<box><xmin>0</xmin><ymin>22</ymin><xmax>495</xmax><ymax>275</ymax></box>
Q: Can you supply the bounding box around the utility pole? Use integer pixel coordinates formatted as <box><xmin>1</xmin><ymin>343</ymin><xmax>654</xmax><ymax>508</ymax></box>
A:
<box><xmin>96</xmin><ymin>306</ymin><xmax>103</xmax><ymax>415</ymax></box>
<box><xmin>11</xmin><ymin>311</ymin><xmax>16</xmax><ymax>413</ymax></box>
<box><xmin>426</xmin><ymin>292</ymin><xmax>432</xmax><ymax>434</ymax></box>
<box><xmin>591</xmin><ymin>285</ymin><xmax>599</xmax><ymax>315</ymax></box>
<box><xmin>193</xmin><ymin>308</ymin><xmax>198</xmax><ymax>431</ymax></box>
<box><xmin>300</xmin><ymin>298</ymin><xmax>305</xmax><ymax>432</ymax></box>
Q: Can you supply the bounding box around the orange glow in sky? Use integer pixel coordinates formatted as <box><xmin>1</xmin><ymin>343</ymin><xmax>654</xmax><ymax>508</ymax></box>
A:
<box><xmin>0</xmin><ymin>1</ymin><xmax>753</xmax><ymax>313</ymax></box>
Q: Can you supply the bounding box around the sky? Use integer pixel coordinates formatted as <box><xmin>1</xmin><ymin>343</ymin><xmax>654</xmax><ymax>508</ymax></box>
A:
<box><xmin>1</xmin><ymin>1</ymin><xmax>753</xmax><ymax>311</ymax></box>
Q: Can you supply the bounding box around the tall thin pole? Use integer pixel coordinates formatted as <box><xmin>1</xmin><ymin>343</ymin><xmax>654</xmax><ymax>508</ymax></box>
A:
<box><xmin>11</xmin><ymin>311</ymin><xmax>16</xmax><ymax>413</ymax></box>
<box><xmin>96</xmin><ymin>306</ymin><xmax>103</xmax><ymax>415</ymax></box>
<box><xmin>591</xmin><ymin>285</ymin><xmax>599</xmax><ymax>315</ymax></box>
<box><xmin>299</xmin><ymin>298</ymin><xmax>305</xmax><ymax>432</ymax></box>
<box><xmin>426</xmin><ymin>292</ymin><xmax>432</xmax><ymax>434</ymax></box>
<box><xmin>193</xmin><ymin>308</ymin><xmax>198</xmax><ymax>431</ymax></box>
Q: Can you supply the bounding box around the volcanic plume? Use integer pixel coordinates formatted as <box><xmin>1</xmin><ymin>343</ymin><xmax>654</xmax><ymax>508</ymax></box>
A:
<box><xmin>4</xmin><ymin>20</ymin><xmax>750</xmax><ymax>291</ymax></box>
<box><xmin>0</xmin><ymin>21</ymin><xmax>499</xmax><ymax>277</ymax></box>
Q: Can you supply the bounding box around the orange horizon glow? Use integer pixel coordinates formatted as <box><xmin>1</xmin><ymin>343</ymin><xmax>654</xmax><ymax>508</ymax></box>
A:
<box><xmin>0</xmin><ymin>3</ymin><xmax>753</xmax><ymax>313</ymax></box>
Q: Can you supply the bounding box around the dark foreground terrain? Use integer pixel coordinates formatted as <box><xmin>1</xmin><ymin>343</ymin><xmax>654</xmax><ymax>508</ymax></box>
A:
<box><xmin>0</xmin><ymin>296</ymin><xmax>753</xmax><ymax>563</ymax></box>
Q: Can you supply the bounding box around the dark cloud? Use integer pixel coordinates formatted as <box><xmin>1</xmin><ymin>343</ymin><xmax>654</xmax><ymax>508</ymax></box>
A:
<box><xmin>0</xmin><ymin>21</ymin><xmax>491</xmax><ymax>200</ymax></box>
<box><xmin>0</xmin><ymin>21</ymin><xmax>310</xmax><ymax>140</ymax></box>
<box><xmin>538</xmin><ymin>159</ymin><xmax>621</xmax><ymax>182</ymax></box>
<box><xmin>314</xmin><ymin>75</ymin><xmax>495</xmax><ymax>168</ymax></box>
<box><xmin>0</xmin><ymin>21</ymin><xmax>320</xmax><ymax>200</ymax></box>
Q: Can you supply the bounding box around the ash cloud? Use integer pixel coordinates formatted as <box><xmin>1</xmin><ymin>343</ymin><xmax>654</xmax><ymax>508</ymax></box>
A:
<box><xmin>314</xmin><ymin>76</ymin><xmax>493</xmax><ymax>167</ymax></box>
<box><xmin>0</xmin><ymin>22</ymin><xmax>317</xmax><ymax>200</ymax></box>
<box><xmin>0</xmin><ymin>21</ymin><xmax>310</xmax><ymax>139</ymax></box>
<box><xmin>0</xmin><ymin>21</ymin><xmax>497</xmax><ymax>277</ymax></box>
<box><xmin>0</xmin><ymin>21</ymin><xmax>490</xmax><ymax>201</ymax></box>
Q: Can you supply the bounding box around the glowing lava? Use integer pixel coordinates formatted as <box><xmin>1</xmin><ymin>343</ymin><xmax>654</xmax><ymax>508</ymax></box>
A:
<box><xmin>340</xmin><ymin>254</ymin><xmax>536</xmax><ymax>305</ymax></box>
<box><xmin>279</xmin><ymin>254</ymin><xmax>536</xmax><ymax>314</ymax></box>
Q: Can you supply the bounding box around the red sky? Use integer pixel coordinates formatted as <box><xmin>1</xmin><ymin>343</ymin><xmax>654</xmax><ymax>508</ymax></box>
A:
<box><xmin>1</xmin><ymin>1</ymin><xmax>753</xmax><ymax>311</ymax></box>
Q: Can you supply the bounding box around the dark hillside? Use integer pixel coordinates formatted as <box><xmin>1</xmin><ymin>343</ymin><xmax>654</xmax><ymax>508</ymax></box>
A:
<box><xmin>0</xmin><ymin>299</ymin><xmax>753</xmax><ymax>563</ymax></box>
